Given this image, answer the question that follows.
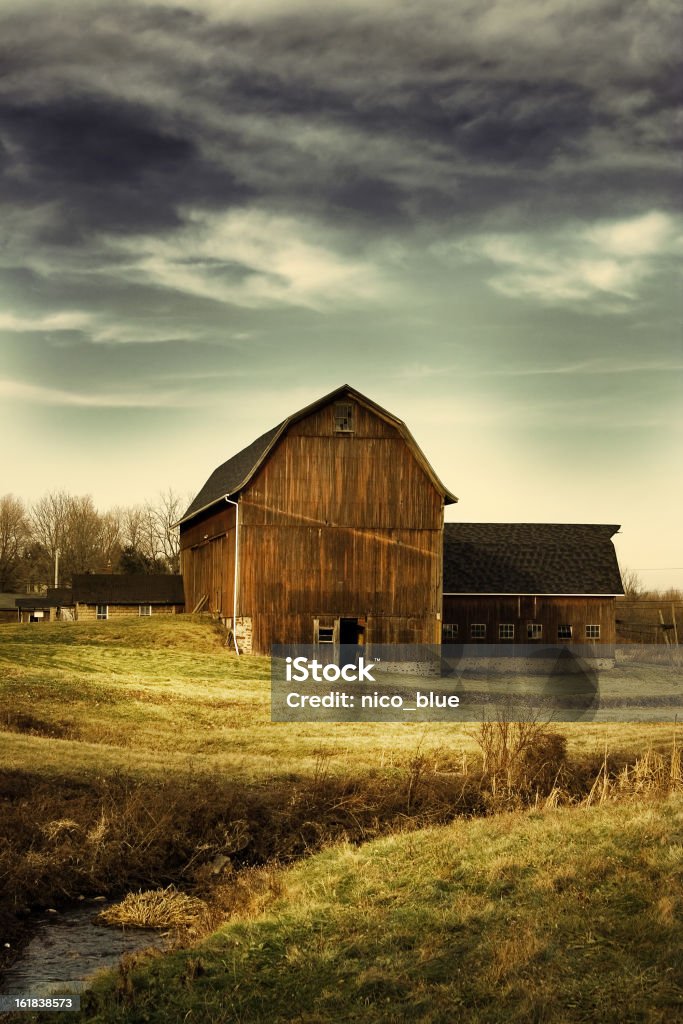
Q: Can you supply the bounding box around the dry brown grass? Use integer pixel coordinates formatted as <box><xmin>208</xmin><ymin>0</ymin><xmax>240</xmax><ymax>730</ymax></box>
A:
<box><xmin>98</xmin><ymin>887</ymin><xmax>208</xmax><ymax>929</ymax></box>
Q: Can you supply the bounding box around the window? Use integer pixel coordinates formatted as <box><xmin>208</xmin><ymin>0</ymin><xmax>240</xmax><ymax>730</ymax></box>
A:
<box><xmin>318</xmin><ymin>627</ymin><xmax>334</xmax><ymax>644</ymax></box>
<box><xmin>471</xmin><ymin>623</ymin><xmax>486</xmax><ymax>639</ymax></box>
<box><xmin>527</xmin><ymin>623</ymin><xmax>542</xmax><ymax>640</ymax></box>
<box><xmin>96</xmin><ymin>605</ymin><xmax>108</xmax><ymax>621</ymax></box>
<box><xmin>442</xmin><ymin>623</ymin><xmax>459</xmax><ymax>640</ymax></box>
<box><xmin>334</xmin><ymin>402</ymin><xmax>354</xmax><ymax>433</ymax></box>
<box><xmin>499</xmin><ymin>623</ymin><xmax>514</xmax><ymax>640</ymax></box>
<box><xmin>586</xmin><ymin>624</ymin><xmax>601</xmax><ymax>639</ymax></box>
<box><xmin>558</xmin><ymin>624</ymin><xmax>573</xmax><ymax>640</ymax></box>
<box><xmin>139</xmin><ymin>605</ymin><xmax>152</xmax><ymax>617</ymax></box>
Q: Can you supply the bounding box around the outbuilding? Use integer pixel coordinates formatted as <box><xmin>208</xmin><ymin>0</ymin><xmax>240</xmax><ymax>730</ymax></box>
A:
<box><xmin>442</xmin><ymin>523</ymin><xmax>624</xmax><ymax>645</ymax></box>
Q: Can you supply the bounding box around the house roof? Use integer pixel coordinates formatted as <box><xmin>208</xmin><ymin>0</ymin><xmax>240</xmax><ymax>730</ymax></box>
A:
<box><xmin>443</xmin><ymin>523</ymin><xmax>624</xmax><ymax>596</ymax></box>
<box><xmin>15</xmin><ymin>587</ymin><xmax>74</xmax><ymax>609</ymax></box>
<box><xmin>180</xmin><ymin>384</ymin><xmax>457</xmax><ymax>524</ymax></box>
<box><xmin>71</xmin><ymin>575</ymin><xmax>185</xmax><ymax>605</ymax></box>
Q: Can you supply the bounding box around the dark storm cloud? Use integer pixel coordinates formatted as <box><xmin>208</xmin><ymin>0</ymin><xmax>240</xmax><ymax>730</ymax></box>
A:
<box><xmin>0</xmin><ymin>0</ymin><xmax>679</xmax><ymax>359</ymax></box>
<box><xmin>0</xmin><ymin>95</ymin><xmax>252</xmax><ymax>239</ymax></box>
<box><xmin>0</xmin><ymin>0</ymin><xmax>678</xmax><ymax>251</ymax></box>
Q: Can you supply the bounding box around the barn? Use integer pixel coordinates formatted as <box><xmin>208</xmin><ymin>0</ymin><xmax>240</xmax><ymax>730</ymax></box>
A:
<box><xmin>179</xmin><ymin>385</ymin><xmax>457</xmax><ymax>653</ymax></box>
<box><xmin>442</xmin><ymin>523</ymin><xmax>624</xmax><ymax>646</ymax></box>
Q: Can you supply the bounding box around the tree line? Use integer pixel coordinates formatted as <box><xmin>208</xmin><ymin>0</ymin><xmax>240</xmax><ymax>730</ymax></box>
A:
<box><xmin>0</xmin><ymin>490</ymin><xmax>188</xmax><ymax>592</ymax></box>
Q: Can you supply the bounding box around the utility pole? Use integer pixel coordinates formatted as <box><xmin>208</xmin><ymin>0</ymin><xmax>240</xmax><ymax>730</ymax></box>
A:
<box><xmin>54</xmin><ymin>548</ymin><xmax>60</xmax><ymax>588</ymax></box>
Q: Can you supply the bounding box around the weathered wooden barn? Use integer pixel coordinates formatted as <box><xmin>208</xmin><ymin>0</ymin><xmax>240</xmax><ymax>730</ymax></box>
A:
<box><xmin>179</xmin><ymin>385</ymin><xmax>458</xmax><ymax>653</ymax></box>
<box><xmin>442</xmin><ymin>523</ymin><xmax>624</xmax><ymax>645</ymax></box>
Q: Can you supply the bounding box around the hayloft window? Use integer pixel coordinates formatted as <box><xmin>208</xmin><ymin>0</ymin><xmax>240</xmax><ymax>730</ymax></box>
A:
<box><xmin>558</xmin><ymin>624</ymin><xmax>573</xmax><ymax>640</ymax></box>
<box><xmin>334</xmin><ymin>402</ymin><xmax>354</xmax><ymax>433</ymax></box>
<box><xmin>586</xmin><ymin>624</ymin><xmax>600</xmax><ymax>639</ymax></box>
<box><xmin>96</xmin><ymin>605</ymin><xmax>108</xmax><ymax>620</ymax></box>
<box><xmin>139</xmin><ymin>605</ymin><xmax>152</xmax><ymax>617</ymax></box>
<box><xmin>499</xmin><ymin>623</ymin><xmax>514</xmax><ymax>640</ymax></box>
<box><xmin>471</xmin><ymin>623</ymin><xmax>486</xmax><ymax>639</ymax></box>
<box><xmin>442</xmin><ymin>623</ymin><xmax>459</xmax><ymax>640</ymax></box>
<box><xmin>527</xmin><ymin>623</ymin><xmax>542</xmax><ymax>640</ymax></box>
<box><xmin>318</xmin><ymin>627</ymin><xmax>334</xmax><ymax>644</ymax></box>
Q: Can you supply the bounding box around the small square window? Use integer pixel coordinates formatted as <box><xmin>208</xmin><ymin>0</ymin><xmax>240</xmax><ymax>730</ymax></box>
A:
<box><xmin>527</xmin><ymin>623</ymin><xmax>542</xmax><ymax>640</ymax></box>
<box><xmin>442</xmin><ymin>623</ymin><xmax>459</xmax><ymax>640</ymax></box>
<box><xmin>586</xmin><ymin>624</ymin><xmax>600</xmax><ymax>639</ymax></box>
<box><xmin>334</xmin><ymin>403</ymin><xmax>354</xmax><ymax>433</ymax></box>
<box><xmin>96</xmin><ymin>604</ymin><xmax>108</xmax><ymax>621</ymax></box>
<box><xmin>471</xmin><ymin>623</ymin><xmax>486</xmax><ymax>639</ymax></box>
<box><xmin>558</xmin><ymin>624</ymin><xmax>573</xmax><ymax>640</ymax></box>
<box><xmin>139</xmin><ymin>605</ymin><xmax>152</xmax><ymax>617</ymax></box>
<box><xmin>318</xmin><ymin>627</ymin><xmax>334</xmax><ymax>644</ymax></box>
<box><xmin>499</xmin><ymin>623</ymin><xmax>514</xmax><ymax>640</ymax></box>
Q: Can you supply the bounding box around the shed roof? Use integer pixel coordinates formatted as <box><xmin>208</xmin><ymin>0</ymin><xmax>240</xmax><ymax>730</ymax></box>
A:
<box><xmin>15</xmin><ymin>587</ymin><xmax>74</xmax><ymax>609</ymax></box>
<box><xmin>0</xmin><ymin>592</ymin><xmax>26</xmax><ymax>610</ymax></box>
<box><xmin>443</xmin><ymin>523</ymin><xmax>624</xmax><ymax>596</ymax></box>
<box><xmin>71</xmin><ymin>575</ymin><xmax>185</xmax><ymax>605</ymax></box>
<box><xmin>180</xmin><ymin>384</ymin><xmax>457</xmax><ymax>524</ymax></box>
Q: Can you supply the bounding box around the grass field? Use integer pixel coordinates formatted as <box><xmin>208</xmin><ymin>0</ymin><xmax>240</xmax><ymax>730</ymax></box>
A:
<box><xmin>1</xmin><ymin>617</ymin><xmax>682</xmax><ymax>1022</ymax></box>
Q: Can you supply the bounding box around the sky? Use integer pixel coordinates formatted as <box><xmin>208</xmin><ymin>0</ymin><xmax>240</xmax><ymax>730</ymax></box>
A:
<box><xmin>0</xmin><ymin>0</ymin><xmax>681</xmax><ymax>589</ymax></box>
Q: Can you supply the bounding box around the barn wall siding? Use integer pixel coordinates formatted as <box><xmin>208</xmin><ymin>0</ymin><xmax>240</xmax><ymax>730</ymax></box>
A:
<box><xmin>442</xmin><ymin>596</ymin><xmax>616</xmax><ymax>644</ymax></box>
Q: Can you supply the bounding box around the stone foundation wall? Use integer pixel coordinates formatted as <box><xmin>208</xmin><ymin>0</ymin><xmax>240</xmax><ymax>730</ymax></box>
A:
<box><xmin>225</xmin><ymin>616</ymin><xmax>253</xmax><ymax>654</ymax></box>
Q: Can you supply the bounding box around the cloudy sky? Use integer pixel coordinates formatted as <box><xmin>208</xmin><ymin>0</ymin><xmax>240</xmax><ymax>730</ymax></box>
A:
<box><xmin>1</xmin><ymin>0</ymin><xmax>681</xmax><ymax>588</ymax></box>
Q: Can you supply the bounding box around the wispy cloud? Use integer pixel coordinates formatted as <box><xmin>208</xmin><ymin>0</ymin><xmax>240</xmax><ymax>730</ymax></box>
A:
<box><xmin>105</xmin><ymin>208</ymin><xmax>387</xmax><ymax>311</ymax></box>
<box><xmin>447</xmin><ymin>211</ymin><xmax>683</xmax><ymax>310</ymax></box>
<box><xmin>0</xmin><ymin>311</ymin><xmax>92</xmax><ymax>332</ymax></box>
<box><xmin>0</xmin><ymin>377</ymin><xmax>193</xmax><ymax>409</ymax></box>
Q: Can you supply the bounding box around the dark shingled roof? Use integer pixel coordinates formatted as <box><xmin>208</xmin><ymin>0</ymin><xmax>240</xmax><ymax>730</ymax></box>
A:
<box><xmin>180</xmin><ymin>384</ymin><xmax>457</xmax><ymax>525</ymax></box>
<box><xmin>443</xmin><ymin>524</ymin><xmax>624</xmax><ymax>595</ymax></box>
<box><xmin>181</xmin><ymin>424</ymin><xmax>282</xmax><ymax>522</ymax></box>
<box><xmin>71</xmin><ymin>575</ymin><xmax>185</xmax><ymax>605</ymax></box>
<box><xmin>15</xmin><ymin>587</ymin><xmax>74</xmax><ymax>609</ymax></box>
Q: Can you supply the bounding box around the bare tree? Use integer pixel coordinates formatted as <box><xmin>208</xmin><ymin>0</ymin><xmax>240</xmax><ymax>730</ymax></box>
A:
<box><xmin>120</xmin><ymin>505</ymin><xmax>146</xmax><ymax>551</ymax></box>
<box><xmin>621</xmin><ymin>566</ymin><xmax>646</xmax><ymax>601</ymax></box>
<box><xmin>30</xmin><ymin>492</ymin><xmax>123</xmax><ymax>583</ymax></box>
<box><xmin>30</xmin><ymin>491</ymin><xmax>72</xmax><ymax>584</ymax></box>
<box><xmin>99</xmin><ymin>510</ymin><xmax>123</xmax><ymax>569</ymax></box>
<box><xmin>64</xmin><ymin>496</ymin><xmax>107</xmax><ymax>574</ymax></box>
<box><xmin>0</xmin><ymin>494</ymin><xmax>30</xmax><ymax>590</ymax></box>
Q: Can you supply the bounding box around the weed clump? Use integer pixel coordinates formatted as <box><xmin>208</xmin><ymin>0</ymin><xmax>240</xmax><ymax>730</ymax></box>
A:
<box><xmin>98</xmin><ymin>887</ymin><xmax>208</xmax><ymax>929</ymax></box>
<box><xmin>475</xmin><ymin>718</ymin><xmax>568</xmax><ymax>809</ymax></box>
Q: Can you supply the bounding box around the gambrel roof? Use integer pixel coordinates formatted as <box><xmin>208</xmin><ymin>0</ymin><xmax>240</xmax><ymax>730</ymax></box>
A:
<box><xmin>443</xmin><ymin>523</ymin><xmax>624</xmax><ymax>596</ymax></box>
<box><xmin>180</xmin><ymin>384</ymin><xmax>457</xmax><ymax>525</ymax></box>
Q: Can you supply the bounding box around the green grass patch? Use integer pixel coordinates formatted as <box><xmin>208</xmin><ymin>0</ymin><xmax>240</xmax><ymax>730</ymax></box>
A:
<box><xmin>71</xmin><ymin>796</ymin><xmax>683</xmax><ymax>1023</ymax></box>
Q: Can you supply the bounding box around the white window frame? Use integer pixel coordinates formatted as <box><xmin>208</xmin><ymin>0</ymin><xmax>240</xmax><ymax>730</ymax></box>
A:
<box><xmin>586</xmin><ymin>624</ymin><xmax>601</xmax><ymax>639</ymax></box>
<box><xmin>558</xmin><ymin>624</ymin><xmax>573</xmax><ymax>640</ymax></box>
<box><xmin>96</xmin><ymin>605</ymin><xmax>108</xmax><ymax>621</ymax></box>
<box><xmin>139</xmin><ymin>604</ymin><xmax>152</xmax><ymax>617</ymax></box>
<box><xmin>333</xmin><ymin>402</ymin><xmax>354</xmax><ymax>433</ymax></box>
<box><xmin>470</xmin><ymin>623</ymin><xmax>486</xmax><ymax>639</ymax></box>
<box><xmin>499</xmin><ymin>623</ymin><xmax>514</xmax><ymax>640</ymax></box>
<box><xmin>442</xmin><ymin>623</ymin><xmax>459</xmax><ymax>640</ymax></box>
<box><xmin>527</xmin><ymin>623</ymin><xmax>543</xmax><ymax>640</ymax></box>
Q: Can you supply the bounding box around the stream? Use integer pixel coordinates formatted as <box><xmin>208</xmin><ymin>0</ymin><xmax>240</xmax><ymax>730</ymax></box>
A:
<box><xmin>1</xmin><ymin>902</ymin><xmax>171</xmax><ymax>997</ymax></box>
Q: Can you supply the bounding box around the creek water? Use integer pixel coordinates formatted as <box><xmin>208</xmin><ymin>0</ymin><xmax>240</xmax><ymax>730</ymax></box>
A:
<box><xmin>1</xmin><ymin>903</ymin><xmax>171</xmax><ymax>997</ymax></box>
